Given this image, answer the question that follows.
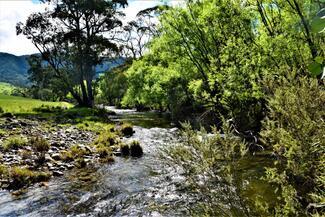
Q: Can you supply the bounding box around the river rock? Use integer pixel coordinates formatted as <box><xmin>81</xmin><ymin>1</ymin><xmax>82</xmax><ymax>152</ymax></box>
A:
<box><xmin>45</xmin><ymin>153</ymin><xmax>55</xmax><ymax>162</ymax></box>
<box><xmin>52</xmin><ymin>171</ymin><xmax>64</xmax><ymax>176</ymax></box>
<box><xmin>51</xmin><ymin>153</ymin><xmax>61</xmax><ymax>161</ymax></box>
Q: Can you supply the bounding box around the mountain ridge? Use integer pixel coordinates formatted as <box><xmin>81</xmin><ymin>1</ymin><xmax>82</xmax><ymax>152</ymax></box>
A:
<box><xmin>0</xmin><ymin>52</ymin><xmax>123</xmax><ymax>87</ymax></box>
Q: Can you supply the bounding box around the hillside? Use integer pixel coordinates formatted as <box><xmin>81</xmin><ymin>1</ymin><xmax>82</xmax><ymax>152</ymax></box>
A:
<box><xmin>0</xmin><ymin>52</ymin><xmax>124</xmax><ymax>86</ymax></box>
<box><xmin>0</xmin><ymin>53</ymin><xmax>29</xmax><ymax>86</ymax></box>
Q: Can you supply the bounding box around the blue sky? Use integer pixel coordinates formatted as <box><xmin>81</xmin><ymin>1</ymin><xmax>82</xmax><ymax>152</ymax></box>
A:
<box><xmin>0</xmin><ymin>0</ymin><xmax>182</xmax><ymax>55</ymax></box>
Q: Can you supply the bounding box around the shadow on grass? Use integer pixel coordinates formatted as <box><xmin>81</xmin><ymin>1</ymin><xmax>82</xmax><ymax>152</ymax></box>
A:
<box><xmin>13</xmin><ymin>105</ymin><xmax>116</xmax><ymax>126</ymax></box>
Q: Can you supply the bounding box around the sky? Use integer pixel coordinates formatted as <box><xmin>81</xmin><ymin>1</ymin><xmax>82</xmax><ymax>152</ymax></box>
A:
<box><xmin>0</xmin><ymin>0</ymin><xmax>183</xmax><ymax>56</ymax></box>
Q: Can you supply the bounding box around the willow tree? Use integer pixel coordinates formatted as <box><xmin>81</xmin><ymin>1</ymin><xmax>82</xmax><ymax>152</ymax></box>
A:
<box><xmin>17</xmin><ymin>0</ymin><xmax>127</xmax><ymax>107</ymax></box>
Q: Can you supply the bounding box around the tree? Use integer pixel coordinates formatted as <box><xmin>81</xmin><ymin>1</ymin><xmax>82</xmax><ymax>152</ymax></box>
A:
<box><xmin>27</xmin><ymin>55</ymin><xmax>68</xmax><ymax>101</ymax></box>
<box><xmin>17</xmin><ymin>0</ymin><xmax>128</xmax><ymax>107</ymax></box>
<box><xmin>119</xmin><ymin>5</ymin><xmax>168</xmax><ymax>59</ymax></box>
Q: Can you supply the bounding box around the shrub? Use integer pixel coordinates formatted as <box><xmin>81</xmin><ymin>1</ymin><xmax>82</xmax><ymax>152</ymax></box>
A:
<box><xmin>0</xmin><ymin>107</ymin><xmax>4</xmax><ymax>114</ymax></box>
<box><xmin>129</xmin><ymin>140</ymin><xmax>143</xmax><ymax>157</ymax></box>
<box><xmin>120</xmin><ymin>123</ymin><xmax>134</xmax><ymax>137</ymax></box>
<box><xmin>259</xmin><ymin>77</ymin><xmax>325</xmax><ymax>216</ymax></box>
<box><xmin>30</xmin><ymin>136</ymin><xmax>50</xmax><ymax>153</ymax></box>
<box><xmin>162</xmin><ymin>122</ymin><xmax>248</xmax><ymax>216</ymax></box>
<box><xmin>3</xmin><ymin>136</ymin><xmax>28</xmax><ymax>151</ymax></box>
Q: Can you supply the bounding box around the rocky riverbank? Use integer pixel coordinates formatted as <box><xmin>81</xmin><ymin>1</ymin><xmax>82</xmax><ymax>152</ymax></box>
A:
<box><xmin>0</xmin><ymin>114</ymin><xmax>141</xmax><ymax>191</ymax></box>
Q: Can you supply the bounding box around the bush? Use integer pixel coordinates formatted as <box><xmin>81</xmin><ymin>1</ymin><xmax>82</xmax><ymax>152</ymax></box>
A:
<box><xmin>30</xmin><ymin>136</ymin><xmax>50</xmax><ymax>153</ymax></box>
<box><xmin>162</xmin><ymin>122</ymin><xmax>248</xmax><ymax>216</ymax></box>
<box><xmin>0</xmin><ymin>107</ymin><xmax>4</xmax><ymax>114</ymax></box>
<box><xmin>120</xmin><ymin>123</ymin><xmax>134</xmax><ymax>137</ymax></box>
<box><xmin>3</xmin><ymin>136</ymin><xmax>28</xmax><ymax>151</ymax></box>
<box><xmin>259</xmin><ymin>77</ymin><xmax>325</xmax><ymax>216</ymax></box>
<box><xmin>129</xmin><ymin>140</ymin><xmax>143</xmax><ymax>157</ymax></box>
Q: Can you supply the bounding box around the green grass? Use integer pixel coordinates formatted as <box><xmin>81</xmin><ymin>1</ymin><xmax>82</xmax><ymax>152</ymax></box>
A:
<box><xmin>0</xmin><ymin>94</ymin><xmax>73</xmax><ymax>114</ymax></box>
<box><xmin>0</xmin><ymin>82</ymin><xmax>16</xmax><ymax>95</ymax></box>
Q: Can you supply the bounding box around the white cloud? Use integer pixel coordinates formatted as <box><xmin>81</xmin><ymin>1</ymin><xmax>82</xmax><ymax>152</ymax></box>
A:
<box><xmin>0</xmin><ymin>0</ymin><xmax>184</xmax><ymax>56</ymax></box>
<box><xmin>0</xmin><ymin>0</ymin><xmax>47</xmax><ymax>55</ymax></box>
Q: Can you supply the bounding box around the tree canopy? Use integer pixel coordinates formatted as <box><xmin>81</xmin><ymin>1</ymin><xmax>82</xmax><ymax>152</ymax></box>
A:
<box><xmin>17</xmin><ymin>0</ymin><xmax>128</xmax><ymax>107</ymax></box>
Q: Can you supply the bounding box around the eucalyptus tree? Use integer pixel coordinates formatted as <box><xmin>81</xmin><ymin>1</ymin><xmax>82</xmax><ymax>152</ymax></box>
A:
<box><xmin>120</xmin><ymin>5</ymin><xmax>168</xmax><ymax>59</ymax></box>
<box><xmin>17</xmin><ymin>0</ymin><xmax>128</xmax><ymax>107</ymax></box>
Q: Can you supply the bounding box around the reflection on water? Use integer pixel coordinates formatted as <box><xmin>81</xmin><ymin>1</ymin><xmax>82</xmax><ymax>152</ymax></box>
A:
<box><xmin>106</xmin><ymin>106</ymin><xmax>173</xmax><ymax>129</ymax></box>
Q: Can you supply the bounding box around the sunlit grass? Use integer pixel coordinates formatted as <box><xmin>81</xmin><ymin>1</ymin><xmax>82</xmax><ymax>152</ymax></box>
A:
<box><xmin>0</xmin><ymin>94</ymin><xmax>73</xmax><ymax>114</ymax></box>
<box><xmin>0</xmin><ymin>82</ymin><xmax>16</xmax><ymax>95</ymax></box>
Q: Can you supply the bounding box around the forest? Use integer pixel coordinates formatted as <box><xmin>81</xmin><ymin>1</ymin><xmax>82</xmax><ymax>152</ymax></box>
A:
<box><xmin>0</xmin><ymin>0</ymin><xmax>324</xmax><ymax>216</ymax></box>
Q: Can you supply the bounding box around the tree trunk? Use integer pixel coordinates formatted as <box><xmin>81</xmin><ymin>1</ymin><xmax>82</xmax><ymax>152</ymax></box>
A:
<box><xmin>86</xmin><ymin>79</ymin><xmax>94</xmax><ymax>108</ymax></box>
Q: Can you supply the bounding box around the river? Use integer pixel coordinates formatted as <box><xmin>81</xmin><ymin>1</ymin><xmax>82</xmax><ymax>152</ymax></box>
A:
<box><xmin>0</xmin><ymin>107</ymin><xmax>274</xmax><ymax>216</ymax></box>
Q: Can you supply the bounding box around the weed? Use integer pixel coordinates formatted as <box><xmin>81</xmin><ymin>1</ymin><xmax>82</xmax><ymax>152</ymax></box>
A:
<box><xmin>30</xmin><ymin>136</ymin><xmax>50</xmax><ymax>153</ymax></box>
<box><xmin>3</xmin><ymin>136</ymin><xmax>28</xmax><ymax>151</ymax></box>
<box><xmin>93</xmin><ymin>131</ymin><xmax>119</xmax><ymax>147</ymax></box>
<box><xmin>8</xmin><ymin>167</ymin><xmax>51</xmax><ymax>189</ymax></box>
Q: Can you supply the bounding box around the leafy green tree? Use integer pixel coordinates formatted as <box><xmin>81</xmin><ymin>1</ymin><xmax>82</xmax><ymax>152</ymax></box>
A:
<box><xmin>252</xmin><ymin>0</ymin><xmax>324</xmax><ymax>77</ymax></box>
<box><xmin>98</xmin><ymin>63</ymin><xmax>129</xmax><ymax>107</ymax></box>
<box><xmin>124</xmin><ymin>0</ymin><xmax>265</xmax><ymax>130</ymax></box>
<box><xmin>17</xmin><ymin>0</ymin><xmax>127</xmax><ymax>107</ymax></box>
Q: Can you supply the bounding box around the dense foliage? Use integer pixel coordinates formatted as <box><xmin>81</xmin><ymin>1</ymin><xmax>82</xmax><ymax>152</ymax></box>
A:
<box><xmin>258</xmin><ymin>76</ymin><xmax>325</xmax><ymax>216</ymax></box>
<box><xmin>122</xmin><ymin>0</ymin><xmax>324</xmax><ymax>131</ymax></box>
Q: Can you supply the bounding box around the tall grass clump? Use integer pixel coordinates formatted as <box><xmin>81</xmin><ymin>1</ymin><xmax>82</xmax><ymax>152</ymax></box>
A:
<box><xmin>3</xmin><ymin>136</ymin><xmax>28</xmax><ymax>151</ymax></box>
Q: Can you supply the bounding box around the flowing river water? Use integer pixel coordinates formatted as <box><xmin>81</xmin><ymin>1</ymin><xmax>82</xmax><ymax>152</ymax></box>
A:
<box><xmin>0</xmin><ymin>107</ymin><xmax>274</xmax><ymax>216</ymax></box>
<box><xmin>0</xmin><ymin>108</ymin><xmax>189</xmax><ymax>216</ymax></box>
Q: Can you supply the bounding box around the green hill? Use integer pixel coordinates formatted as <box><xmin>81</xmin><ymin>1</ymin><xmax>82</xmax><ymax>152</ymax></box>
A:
<box><xmin>0</xmin><ymin>52</ymin><xmax>29</xmax><ymax>86</ymax></box>
<box><xmin>0</xmin><ymin>52</ymin><xmax>125</xmax><ymax>87</ymax></box>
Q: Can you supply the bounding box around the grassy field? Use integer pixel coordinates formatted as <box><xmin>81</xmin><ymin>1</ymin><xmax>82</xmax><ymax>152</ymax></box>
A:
<box><xmin>0</xmin><ymin>82</ymin><xmax>16</xmax><ymax>95</ymax></box>
<box><xmin>0</xmin><ymin>94</ymin><xmax>73</xmax><ymax>114</ymax></box>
